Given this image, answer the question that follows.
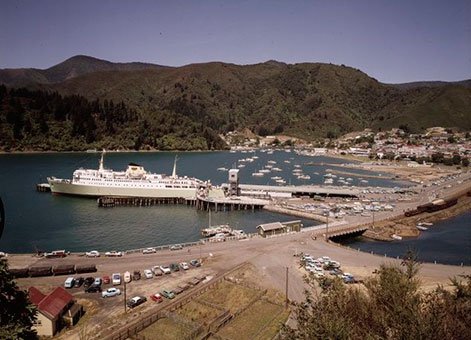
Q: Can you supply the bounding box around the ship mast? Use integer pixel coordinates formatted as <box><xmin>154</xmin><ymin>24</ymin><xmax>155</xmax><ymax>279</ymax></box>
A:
<box><xmin>171</xmin><ymin>155</ymin><xmax>178</xmax><ymax>178</ymax></box>
<box><xmin>99</xmin><ymin>149</ymin><xmax>105</xmax><ymax>172</ymax></box>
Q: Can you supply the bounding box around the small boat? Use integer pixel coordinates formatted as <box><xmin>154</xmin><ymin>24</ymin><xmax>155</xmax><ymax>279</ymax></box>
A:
<box><xmin>237</xmin><ymin>164</ymin><xmax>245</xmax><ymax>168</ymax></box>
<box><xmin>252</xmin><ymin>156</ymin><xmax>259</xmax><ymax>159</ymax></box>
<box><xmin>416</xmin><ymin>225</ymin><xmax>428</xmax><ymax>231</ymax></box>
<box><xmin>391</xmin><ymin>234</ymin><xmax>402</xmax><ymax>240</ymax></box>
<box><xmin>217</xmin><ymin>167</ymin><xmax>228</xmax><ymax>171</ymax></box>
<box><xmin>324</xmin><ymin>178</ymin><xmax>334</xmax><ymax>184</ymax></box>
<box><xmin>360</xmin><ymin>179</ymin><xmax>368</xmax><ymax>183</ymax></box>
<box><xmin>272</xmin><ymin>167</ymin><xmax>283</xmax><ymax>172</ymax></box>
<box><xmin>299</xmin><ymin>175</ymin><xmax>311</xmax><ymax>180</ymax></box>
<box><xmin>268</xmin><ymin>160</ymin><xmax>277</xmax><ymax>164</ymax></box>
<box><xmin>259</xmin><ymin>169</ymin><xmax>271</xmax><ymax>173</ymax></box>
<box><xmin>271</xmin><ymin>176</ymin><xmax>282</xmax><ymax>180</ymax></box>
<box><xmin>421</xmin><ymin>222</ymin><xmax>433</xmax><ymax>226</ymax></box>
<box><xmin>275</xmin><ymin>179</ymin><xmax>286</xmax><ymax>184</ymax></box>
<box><xmin>284</xmin><ymin>160</ymin><xmax>291</xmax><ymax>164</ymax></box>
<box><xmin>252</xmin><ymin>172</ymin><xmax>264</xmax><ymax>177</ymax></box>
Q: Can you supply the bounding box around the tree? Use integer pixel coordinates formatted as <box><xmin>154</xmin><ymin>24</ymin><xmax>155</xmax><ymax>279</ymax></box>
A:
<box><xmin>0</xmin><ymin>259</ymin><xmax>37</xmax><ymax>339</ymax></box>
<box><xmin>281</xmin><ymin>255</ymin><xmax>471</xmax><ymax>340</ymax></box>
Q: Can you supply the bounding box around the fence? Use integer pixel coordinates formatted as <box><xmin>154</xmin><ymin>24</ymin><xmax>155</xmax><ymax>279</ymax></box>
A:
<box><xmin>101</xmin><ymin>262</ymin><xmax>250</xmax><ymax>340</ymax></box>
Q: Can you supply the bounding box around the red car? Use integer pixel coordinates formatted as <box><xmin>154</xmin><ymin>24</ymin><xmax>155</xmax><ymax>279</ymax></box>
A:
<box><xmin>102</xmin><ymin>275</ymin><xmax>111</xmax><ymax>284</ymax></box>
<box><xmin>150</xmin><ymin>293</ymin><xmax>163</xmax><ymax>303</ymax></box>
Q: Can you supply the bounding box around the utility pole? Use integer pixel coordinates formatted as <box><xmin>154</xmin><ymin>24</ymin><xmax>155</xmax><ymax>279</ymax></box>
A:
<box><xmin>325</xmin><ymin>211</ymin><xmax>329</xmax><ymax>241</ymax></box>
<box><xmin>123</xmin><ymin>280</ymin><xmax>127</xmax><ymax>313</ymax></box>
<box><xmin>285</xmin><ymin>266</ymin><xmax>289</xmax><ymax>309</ymax></box>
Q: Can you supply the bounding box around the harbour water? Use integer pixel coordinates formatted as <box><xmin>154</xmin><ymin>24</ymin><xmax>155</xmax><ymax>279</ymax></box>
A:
<box><xmin>0</xmin><ymin>150</ymin><xmax>466</xmax><ymax>263</ymax></box>
<box><xmin>339</xmin><ymin>211</ymin><xmax>471</xmax><ymax>266</ymax></box>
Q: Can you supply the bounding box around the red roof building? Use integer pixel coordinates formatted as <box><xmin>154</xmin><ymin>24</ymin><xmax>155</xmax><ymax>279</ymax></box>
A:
<box><xmin>28</xmin><ymin>286</ymin><xmax>82</xmax><ymax>336</ymax></box>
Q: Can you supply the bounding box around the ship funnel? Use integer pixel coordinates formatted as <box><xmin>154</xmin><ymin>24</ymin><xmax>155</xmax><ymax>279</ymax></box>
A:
<box><xmin>99</xmin><ymin>149</ymin><xmax>106</xmax><ymax>172</ymax></box>
<box><xmin>171</xmin><ymin>155</ymin><xmax>178</xmax><ymax>178</ymax></box>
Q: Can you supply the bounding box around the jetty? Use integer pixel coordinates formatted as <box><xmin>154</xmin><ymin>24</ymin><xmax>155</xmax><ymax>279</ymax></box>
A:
<box><xmin>97</xmin><ymin>196</ymin><xmax>197</xmax><ymax>208</ymax></box>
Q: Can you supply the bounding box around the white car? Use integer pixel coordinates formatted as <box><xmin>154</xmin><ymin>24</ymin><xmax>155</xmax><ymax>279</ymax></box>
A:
<box><xmin>105</xmin><ymin>251</ymin><xmax>123</xmax><ymax>257</ymax></box>
<box><xmin>143</xmin><ymin>247</ymin><xmax>156</xmax><ymax>254</ymax></box>
<box><xmin>159</xmin><ymin>265</ymin><xmax>171</xmax><ymax>274</ymax></box>
<box><xmin>112</xmin><ymin>273</ymin><xmax>121</xmax><ymax>285</ymax></box>
<box><xmin>179</xmin><ymin>262</ymin><xmax>190</xmax><ymax>270</ymax></box>
<box><xmin>102</xmin><ymin>287</ymin><xmax>121</xmax><ymax>298</ymax></box>
<box><xmin>124</xmin><ymin>271</ymin><xmax>132</xmax><ymax>283</ymax></box>
<box><xmin>85</xmin><ymin>250</ymin><xmax>100</xmax><ymax>257</ymax></box>
<box><xmin>144</xmin><ymin>269</ymin><xmax>153</xmax><ymax>279</ymax></box>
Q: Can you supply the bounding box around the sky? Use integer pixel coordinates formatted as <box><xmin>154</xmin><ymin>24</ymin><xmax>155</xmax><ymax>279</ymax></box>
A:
<box><xmin>0</xmin><ymin>0</ymin><xmax>470</xmax><ymax>83</ymax></box>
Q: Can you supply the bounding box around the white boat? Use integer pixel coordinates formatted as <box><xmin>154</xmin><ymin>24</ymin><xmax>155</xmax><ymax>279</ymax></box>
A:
<box><xmin>217</xmin><ymin>167</ymin><xmax>228</xmax><ymax>171</ymax></box>
<box><xmin>271</xmin><ymin>176</ymin><xmax>282</xmax><ymax>180</ymax></box>
<box><xmin>268</xmin><ymin>160</ymin><xmax>277</xmax><ymax>164</ymax></box>
<box><xmin>272</xmin><ymin>167</ymin><xmax>282</xmax><ymax>172</ymax></box>
<box><xmin>298</xmin><ymin>175</ymin><xmax>311</xmax><ymax>180</ymax></box>
<box><xmin>259</xmin><ymin>169</ymin><xmax>271</xmax><ymax>173</ymax></box>
<box><xmin>47</xmin><ymin>151</ymin><xmax>205</xmax><ymax>198</ymax></box>
<box><xmin>391</xmin><ymin>234</ymin><xmax>402</xmax><ymax>240</ymax></box>
<box><xmin>275</xmin><ymin>179</ymin><xmax>286</xmax><ymax>184</ymax></box>
<box><xmin>237</xmin><ymin>164</ymin><xmax>245</xmax><ymax>168</ymax></box>
<box><xmin>416</xmin><ymin>225</ymin><xmax>428</xmax><ymax>231</ymax></box>
<box><xmin>324</xmin><ymin>178</ymin><xmax>334</xmax><ymax>185</ymax></box>
<box><xmin>252</xmin><ymin>172</ymin><xmax>264</xmax><ymax>177</ymax></box>
<box><xmin>284</xmin><ymin>160</ymin><xmax>291</xmax><ymax>164</ymax></box>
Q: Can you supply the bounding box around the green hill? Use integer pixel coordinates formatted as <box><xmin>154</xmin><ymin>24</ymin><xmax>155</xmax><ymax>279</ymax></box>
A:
<box><xmin>0</xmin><ymin>56</ymin><xmax>470</xmax><ymax>151</ymax></box>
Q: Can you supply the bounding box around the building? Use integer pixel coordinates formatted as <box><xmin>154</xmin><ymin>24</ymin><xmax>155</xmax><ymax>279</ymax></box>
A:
<box><xmin>256</xmin><ymin>220</ymin><xmax>302</xmax><ymax>237</ymax></box>
<box><xmin>28</xmin><ymin>286</ymin><xmax>83</xmax><ymax>337</ymax></box>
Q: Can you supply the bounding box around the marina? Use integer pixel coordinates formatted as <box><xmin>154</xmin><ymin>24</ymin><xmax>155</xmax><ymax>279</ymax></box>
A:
<box><xmin>0</xmin><ymin>151</ymin><xmax>470</xmax><ymax>266</ymax></box>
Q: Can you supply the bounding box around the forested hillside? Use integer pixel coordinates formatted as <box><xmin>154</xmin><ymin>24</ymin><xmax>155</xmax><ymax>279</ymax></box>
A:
<box><xmin>1</xmin><ymin>56</ymin><xmax>470</xmax><ymax>151</ymax></box>
<box><xmin>0</xmin><ymin>85</ymin><xmax>226</xmax><ymax>151</ymax></box>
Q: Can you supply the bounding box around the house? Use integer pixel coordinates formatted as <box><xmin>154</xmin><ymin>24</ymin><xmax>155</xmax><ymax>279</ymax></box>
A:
<box><xmin>28</xmin><ymin>286</ymin><xmax>83</xmax><ymax>337</ymax></box>
<box><xmin>256</xmin><ymin>220</ymin><xmax>302</xmax><ymax>237</ymax></box>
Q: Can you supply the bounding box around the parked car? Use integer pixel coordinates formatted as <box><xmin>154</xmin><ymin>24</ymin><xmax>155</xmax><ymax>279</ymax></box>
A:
<box><xmin>64</xmin><ymin>277</ymin><xmax>75</xmax><ymax>289</ymax></box>
<box><xmin>160</xmin><ymin>289</ymin><xmax>175</xmax><ymax>299</ymax></box>
<box><xmin>143</xmin><ymin>247</ymin><xmax>156</xmax><ymax>254</ymax></box>
<box><xmin>102</xmin><ymin>275</ymin><xmax>111</xmax><ymax>284</ymax></box>
<box><xmin>85</xmin><ymin>250</ymin><xmax>100</xmax><ymax>257</ymax></box>
<box><xmin>124</xmin><ymin>271</ymin><xmax>131</xmax><ymax>283</ymax></box>
<box><xmin>73</xmin><ymin>277</ymin><xmax>85</xmax><ymax>288</ymax></box>
<box><xmin>151</xmin><ymin>266</ymin><xmax>163</xmax><ymax>276</ymax></box>
<box><xmin>102</xmin><ymin>287</ymin><xmax>121</xmax><ymax>298</ymax></box>
<box><xmin>144</xmin><ymin>269</ymin><xmax>153</xmax><ymax>279</ymax></box>
<box><xmin>85</xmin><ymin>284</ymin><xmax>102</xmax><ymax>293</ymax></box>
<box><xmin>94</xmin><ymin>277</ymin><xmax>102</xmax><ymax>286</ymax></box>
<box><xmin>170</xmin><ymin>244</ymin><xmax>183</xmax><ymax>251</ymax></box>
<box><xmin>105</xmin><ymin>251</ymin><xmax>123</xmax><ymax>257</ymax></box>
<box><xmin>150</xmin><ymin>293</ymin><xmax>163</xmax><ymax>303</ymax></box>
<box><xmin>169</xmin><ymin>263</ymin><xmax>180</xmax><ymax>272</ymax></box>
<box><xmin>190</xmin><ymin>259</ymin><xmax>201</xmax><ymax>267</ymax></box>
<box><xmin>112</xmin><ymin>273</ymin><xmax>121</xmax><ymax>285</ymax></box>
<box><xmin>179</xmin><ymin>262</ymin><xmax>190</xmax><ymax>270</ymax></box>
<box><xmin>159</xmin><ymin>265</ymin><xmax>171</xmax><ymax>275</ymax></box>
<box><xmin>133</xmin><ymin>270</ymin><xmax>141</xmax><ymax>280</ymax></box>
<box><xmin>83</xmin><ymin>277</ymin><xmax>95</xmax><ymax>288</ymax></box>
<box><xmin>127</xmin><ymin>296</ymin><xmax>146</xmax><ymax>308</ymax></box>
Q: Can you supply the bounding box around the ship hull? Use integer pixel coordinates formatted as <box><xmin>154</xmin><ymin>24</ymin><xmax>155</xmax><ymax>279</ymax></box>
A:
<box><xmin>48</xmin><ymin>179</ymin><xmax>197</xmax><ymax>198</ymax></box>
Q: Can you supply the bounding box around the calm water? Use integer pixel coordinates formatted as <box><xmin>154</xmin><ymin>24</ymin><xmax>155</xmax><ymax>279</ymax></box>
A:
<box><xmin>0</xmin><ymin>150</ymin><xmax>412</xmax><ymax>253</ymax></box>
<box><xmin>339</xmin><ymin>211</ymin><xmax>471</xmax><ymax>266</ymax></box>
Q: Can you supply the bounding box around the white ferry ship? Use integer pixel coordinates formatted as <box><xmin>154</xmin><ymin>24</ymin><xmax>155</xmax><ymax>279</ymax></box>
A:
<box><xmin>47</xmin><ymin>151</ymin><xmax>207</xmax><ymax>198</ymax></box>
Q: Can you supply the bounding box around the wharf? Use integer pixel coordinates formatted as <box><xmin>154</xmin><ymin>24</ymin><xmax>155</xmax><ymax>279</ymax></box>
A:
<box><xmin>237</xmin><ymin>184</ymin><xmax>361</xmax><ymax>198</ymax></box>
<box><xmin>196</xmin><ymin>196</ymin><xmax>268</xmax><ymax>212</ymax></box>
<box><xmin>97</xmin><ymin>196</ymin><xmax>196</xmax><ymax>208</ymax></box>
<box><xmin>36</xmin><ymin>183</ymin><xmax>51</xmax><ymax>192</ymax></box>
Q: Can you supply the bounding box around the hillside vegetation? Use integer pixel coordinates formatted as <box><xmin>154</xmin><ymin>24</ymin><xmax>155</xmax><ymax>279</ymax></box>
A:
<box><xmin>1</xmin><ymin>56</ymin><xmax>470</xmax><ymax>151</ymax></box>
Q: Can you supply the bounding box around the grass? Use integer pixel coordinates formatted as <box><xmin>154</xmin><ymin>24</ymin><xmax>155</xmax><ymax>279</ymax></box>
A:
<box><xmin>198</xmin><ymin>280</ymin><xmax>261</xmax><ymax>312</ymax></box>
<box><xmin>217</xmin><ymin>300</ymin><xmax>286</xmax><ymax>339</ymax></box>
<box><xmin>138</xmin><ymin>317</ymin><xmax>191</xmax><ymax>340</ymax></box>
<box><xmin>176</xmin><ymin>300</ymin><xmax>222</xmax><ymax>325</ymax></box>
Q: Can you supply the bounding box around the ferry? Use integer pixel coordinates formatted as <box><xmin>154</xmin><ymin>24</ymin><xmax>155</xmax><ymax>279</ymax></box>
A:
<box><xmin>47</xmin><ymin>151</ymin><xmax>208</xmax><ymax>198</ymax></box>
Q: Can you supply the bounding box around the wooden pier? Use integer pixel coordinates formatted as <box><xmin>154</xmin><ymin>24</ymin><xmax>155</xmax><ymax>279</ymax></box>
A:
<box><xmin>36</xmin><ymin>183</ymin><xmax>51</xmax><ymax>192</ymax></box>
<box><xmin>97</xmin><ymin>196</ymin><xmax>197</xmax><ymax>208</ymax></box>
<box><xmin>196</xmin><ymin>196</ymin><xmax>267</xmax><ymax>212</ymax></box>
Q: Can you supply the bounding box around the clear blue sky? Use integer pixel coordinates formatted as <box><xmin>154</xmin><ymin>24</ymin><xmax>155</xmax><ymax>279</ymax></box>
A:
<box><xmin>1</xmin><ymin>0</ymin><xmax>470</xmax><ymax>83</ymax></box>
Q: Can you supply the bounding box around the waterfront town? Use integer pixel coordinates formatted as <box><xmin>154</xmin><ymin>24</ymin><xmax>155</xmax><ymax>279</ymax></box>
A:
<box><xmin>2</xmin><ymin>127</ymin><xmax>471</xmax><ymax>339</ymax></box>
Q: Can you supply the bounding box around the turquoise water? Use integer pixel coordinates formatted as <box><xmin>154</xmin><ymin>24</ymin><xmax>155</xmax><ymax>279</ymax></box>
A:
<box><xmin>0</xmin><ymin>151</ymin><xmax>405</xmax><ymax>253</ymax></box>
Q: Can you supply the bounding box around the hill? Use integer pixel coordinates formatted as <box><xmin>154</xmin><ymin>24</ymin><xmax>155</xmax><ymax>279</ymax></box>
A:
<box><xmin>1</xmin><ymin>56</ymin><xmax>470</xmax><ymax>151</ymax></box>
<box><xmin>0</xmin><ymin>55</ymin><xmax>168</xmax><ymax>87</ymax></box>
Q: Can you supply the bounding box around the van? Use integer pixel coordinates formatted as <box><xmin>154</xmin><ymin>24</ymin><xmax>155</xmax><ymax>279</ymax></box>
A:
<box><xmin>64</xmin><ymin>277</ymin><xmax>75</xmax><ymax>289</ymax></box>
<box><xmin>112</xmin><ymin>273</ymin><xmax>121</xmax><ymax>285</ymax></box>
